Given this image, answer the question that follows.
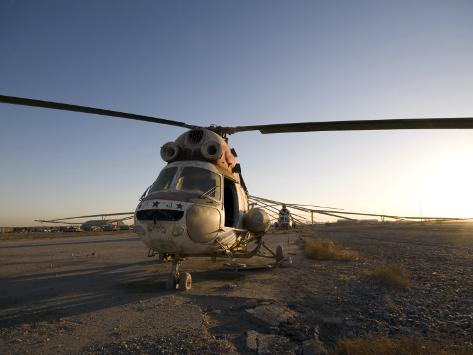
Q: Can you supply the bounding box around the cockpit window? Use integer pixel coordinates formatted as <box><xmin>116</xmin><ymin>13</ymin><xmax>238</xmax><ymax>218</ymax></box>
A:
<box><xmin>175</xmin><ymin>167</ymin><xmax>221</xmax><ymax>200</ymax></box>
<box><xmin>149</xmin><ymin>167</ymin><xmax>177</xmax><ymax>193</ymax></box>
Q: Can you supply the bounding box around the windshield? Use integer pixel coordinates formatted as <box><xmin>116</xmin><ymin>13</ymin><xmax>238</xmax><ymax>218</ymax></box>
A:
<box><xmin>175</xmin><ymin>167</ymin><xmax>221</xmax><ymax>200</ymax></box>
<box><xmin>149</xmin><ymin>167</ymin><xmax>177</xmax><ymax>194</ymax></box>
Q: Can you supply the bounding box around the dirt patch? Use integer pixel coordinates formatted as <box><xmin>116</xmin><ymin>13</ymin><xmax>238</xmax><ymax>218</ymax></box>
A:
<box><xmin>83</xmin><ymin>331</ymin><xmax>235</xmax><ymax>354</ymax></box>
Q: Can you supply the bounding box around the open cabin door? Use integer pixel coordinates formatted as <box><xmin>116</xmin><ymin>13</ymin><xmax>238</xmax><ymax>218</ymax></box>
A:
<box><xmin>223</xmin><ymin>177</ymin><xmax>238</xmax><ymax>227</ymax></box>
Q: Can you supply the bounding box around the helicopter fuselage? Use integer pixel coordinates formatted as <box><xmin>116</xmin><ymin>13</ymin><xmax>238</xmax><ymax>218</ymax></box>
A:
<box><xmin>133</xmin><ymin>160</ymin><xmax>251</xmax><ymax>256</ymax></box>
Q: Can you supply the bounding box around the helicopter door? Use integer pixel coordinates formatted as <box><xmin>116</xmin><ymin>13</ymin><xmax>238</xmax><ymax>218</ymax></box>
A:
<box><xmin>223</xmin><ymin>178</ymin><xmax>238</xmax><ymax>227</ymax></box>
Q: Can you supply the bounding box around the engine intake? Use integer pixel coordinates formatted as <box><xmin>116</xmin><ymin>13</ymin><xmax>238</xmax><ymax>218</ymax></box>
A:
<box><xmin>200</xmin><ymin>140</ymin><xmax>222</xmax><ymax>161</ymax></box>
<box><xmin>160</xmin><ymin>142</ymin><xmax>181</xmax><ymax>162</ymax></box>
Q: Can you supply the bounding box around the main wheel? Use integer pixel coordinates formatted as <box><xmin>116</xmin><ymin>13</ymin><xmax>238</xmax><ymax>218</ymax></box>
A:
<box><xmin>276</xmin><ymin>245</ymin><xmax>284</xmax><ymax>262</ymax></box>
<box><xmin>166</xmin><ymin>275</ymin><xmax>178</xmax><ymax>290</ymax></box>
<box><xmin>179</xmin><ymin>272</ymin><xmax>192</xmax><ymax>291</ymax></box>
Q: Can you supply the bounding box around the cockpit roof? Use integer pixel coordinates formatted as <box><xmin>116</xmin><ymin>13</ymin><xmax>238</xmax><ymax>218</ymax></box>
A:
<box><xmin>166</xmin><ymin>160</ymin><xmax>237</xmax><ymax>182</ymax></box>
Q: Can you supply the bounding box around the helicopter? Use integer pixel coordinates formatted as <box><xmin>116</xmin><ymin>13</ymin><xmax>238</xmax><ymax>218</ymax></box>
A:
<box><xmin>36</xmin><ymin>212</ymin><xmax>135</xmax><ymax>232</ymax></box>
<box><xmin>2</xmin><ymin>94</ymin><xmax>473</xmax><ymax>291</ymax></box>
<box><xmin>275</xmin><ymin>204</ymin><xmax>296</xmax><ymax>230</ymax></box>
<box><xmin>247</xmin><ymin>196</ymin><xmax>345</xmax><ymax>228</ymax></box>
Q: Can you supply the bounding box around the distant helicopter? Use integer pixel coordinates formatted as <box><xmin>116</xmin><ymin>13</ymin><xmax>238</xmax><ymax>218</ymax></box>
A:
<box><xmin>2</xmin><ymin>94</ymin><xmax>473</xmax><ymax>291</ymax></box>
<box><xmin>275</xmin><ymin>204</ymin><xmax>295</xmax><ymax>230</ymax></box>
<box><xmin>36</xmin><ymin>212</ymin><xmax>134</xmax><ymax>232</ymax></box>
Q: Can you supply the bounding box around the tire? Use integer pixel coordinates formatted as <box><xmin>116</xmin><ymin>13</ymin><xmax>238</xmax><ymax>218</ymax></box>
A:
<box><xmin>179</xmin><ymin>272</ymin><xmax>192</xmax><ymax>291</ymax></box>
<box><xmin>276</xmin><ymin>245</ymin><xmax>284</xmax><ymax>262</ymax></box>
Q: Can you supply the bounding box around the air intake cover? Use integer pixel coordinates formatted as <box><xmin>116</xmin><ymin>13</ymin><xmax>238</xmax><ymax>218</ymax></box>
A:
<box><xmin>188</xmin><ymin>129</ymin><xmax>204</xmax><ymax>144</ymax></box>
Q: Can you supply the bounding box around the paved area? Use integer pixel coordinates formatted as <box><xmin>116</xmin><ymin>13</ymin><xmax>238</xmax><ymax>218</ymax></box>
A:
<box><xmin>0</xmin><ymin>232</ymin><xmax>299</xmax><ymax>354</ymax></box>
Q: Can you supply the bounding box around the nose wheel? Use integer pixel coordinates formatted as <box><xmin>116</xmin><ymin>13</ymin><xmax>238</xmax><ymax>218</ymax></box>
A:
<box><xmin>179</xmin><ymin>272</ymin><xmax>192</xmax><ymax>291</ymax></box>
<box><xmin>166</xmin><ymin>257</ymin><xmax>192</xmax><ymax>291</ymax></box>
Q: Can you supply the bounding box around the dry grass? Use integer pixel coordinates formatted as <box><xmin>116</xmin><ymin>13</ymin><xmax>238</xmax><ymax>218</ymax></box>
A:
<box><xmin>303</xmin><ymin>238</ymin><xmax>358</xmax><ymax>261</ymax></box>
<box><xmin>332</xmin><ymin>334</ymin><xmax>470</xmax><ymax>355</ymax></box>
<box><xmin>366</xmin><ymin>264</ymin><xmax>412</xmax><ymax>289</ymax></box>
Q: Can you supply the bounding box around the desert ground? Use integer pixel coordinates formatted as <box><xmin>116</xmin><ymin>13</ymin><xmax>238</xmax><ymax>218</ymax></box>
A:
<box><xmin>1</xmin><ymin>223</ymin><xmax>472</xmax><ymax>354</ymax></box>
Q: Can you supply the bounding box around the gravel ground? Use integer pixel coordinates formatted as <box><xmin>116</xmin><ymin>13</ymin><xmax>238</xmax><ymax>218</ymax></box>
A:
<box><xmin>0</xmin><ymin>223</ymin><xmax>472</xmax><ymax>354</ymax></box>
<box><xmin>299</xmin><ymin>223</ymin><xmax>473</xmax><ymax>346</ymax></box>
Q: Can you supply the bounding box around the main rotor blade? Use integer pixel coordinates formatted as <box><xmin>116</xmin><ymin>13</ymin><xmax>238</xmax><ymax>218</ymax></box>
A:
<box><xmin>251</xmin><ymin>196</ymin><xmax>472</xmax><ymax>221</ymax></box>
<box><xmin>229</xmin><ymin>117</ymin><xmax>473</xmax><ymax>134</ymax></box>
<box><xmin>34</xmin><ymin>220</ymin><xmax>81</xmax><ymax>225</ymax></box>
<box><xmin>36</xmin><ymin>212</ymin><xmax>134</xmax><ymax>223</ymax></box>
<box><xmin>249</xmin><ymin>195</ymin><xmax>342</xmax><ymax>210</ymax></box>
<box><xmin>309</xmin><ymin>208</ymin><xmax>472</xmax><ymax>221</ymax></box>
<box><xmin>0</xmin><ymin>95</ymin><xmax>195</xmax><ymax>129</ymax></box>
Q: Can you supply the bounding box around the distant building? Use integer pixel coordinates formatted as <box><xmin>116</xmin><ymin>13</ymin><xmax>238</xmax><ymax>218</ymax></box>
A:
<box><xmin>336</xmin><ymin>219</ymin><xmax>357</xmax><ymax>224</ymax></box>
<box><xmin>80</xmin><ymin>220</ymin><xmax>113</xmax><ymax>231</ymax></box>
<box><xmin>358</xmin><ymin>219</ymin><xmax>379</xmax><ymax>224</ymax></box>
<box><xmin>335</xmin><ymin>218</ymin><xmax>380</xmax><ymax>224</ymax></box>
<box><xmin>80</xmin><ymin>220</ymin><xmax>127</xmax><ymax>231</ymax></box>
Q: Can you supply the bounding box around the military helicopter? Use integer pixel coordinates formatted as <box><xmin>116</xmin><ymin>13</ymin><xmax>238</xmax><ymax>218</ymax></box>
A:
<box><xmin>2</xmin><ymin>94</ymin><xmax>473</xmax><ymax>291</ymax></box>
<box><xmin>275</xmin><ymin>205</ymin><xmax>295</xmax><ymax>229</ymax></box>
<box><xmin>36</xmin><ymin>212</ymin><xmax>134</xmax><ymax>231</ymax></box>
<box><xmin>248</xmin><ymin>196</ymin><xmax>344</xmax><ymax>228</ymax></box>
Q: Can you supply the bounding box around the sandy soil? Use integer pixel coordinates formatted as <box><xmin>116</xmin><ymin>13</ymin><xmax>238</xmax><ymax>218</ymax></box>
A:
<box><xmin>0</xmin><ymin>223</ymin><xmax>472</xmax><ymax>354</ymax></box>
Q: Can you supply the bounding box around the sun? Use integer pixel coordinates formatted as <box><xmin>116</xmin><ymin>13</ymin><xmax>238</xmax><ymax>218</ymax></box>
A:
<box><xmin>419</xmin><ymin>150</ymin><xmax>473</xmax><ymax>218</ymax></box>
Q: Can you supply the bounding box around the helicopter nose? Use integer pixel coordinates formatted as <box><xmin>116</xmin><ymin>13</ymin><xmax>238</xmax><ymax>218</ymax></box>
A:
<box><xmin>186</xmin><ymin>204</ymin><xmax>221</xmax><ymax>243</ymax></box>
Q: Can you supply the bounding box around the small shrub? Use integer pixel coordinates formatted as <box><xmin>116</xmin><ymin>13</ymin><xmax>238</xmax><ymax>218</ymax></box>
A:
<box><xmin>303</xmin><ymin>238</ymin><xmax>358</xmax><ymax>261</ymax></box>
<box><xmin>333</xmin><ymin>334</ymin><xmax>457</xmax><ymax>355</ymax></box>
<box><xmin>366</xmin><ymin>264</ymin><xmax>412</xmax><ymax>289</ymax></box>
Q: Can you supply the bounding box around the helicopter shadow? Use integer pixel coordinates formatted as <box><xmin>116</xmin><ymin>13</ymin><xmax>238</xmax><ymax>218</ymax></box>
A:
<box><xmin>0</xmin><ymin>259</ymin><xmax>177</xmax><ymax>328</ymax></box>
<box><xmin>123</xmin><ymin>263</ymin><xmax>274</xmax><ymax>293</ymax></box>
<box><xmin>0</xmin><ymin>259</ymin><xmax>276</xmax><ymax>329</ymax></box>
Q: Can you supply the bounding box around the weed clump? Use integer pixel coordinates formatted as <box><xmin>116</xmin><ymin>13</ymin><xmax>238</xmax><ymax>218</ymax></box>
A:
<box><xmin>303</xmin><ymin>238</ymin><xmax>358</xmax><ymax>261</ymax></box>
<box><xmin>367</xmin><ymin>264</ymin><xmax>412</xmax><ymax>289</ymax></box>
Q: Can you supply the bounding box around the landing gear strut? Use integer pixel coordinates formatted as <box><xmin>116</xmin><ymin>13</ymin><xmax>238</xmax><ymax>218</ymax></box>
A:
<box><xmin>166</xmin><ymin>257</ymin><xmax>192</xmax><ymax>291</ymax></box>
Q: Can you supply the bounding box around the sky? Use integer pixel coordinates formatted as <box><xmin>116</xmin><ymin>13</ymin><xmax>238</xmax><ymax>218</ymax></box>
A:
<box><xmin>1</xmin><ymin>0</ymin><xmax>473</xmax><ymax>226</ymax></box>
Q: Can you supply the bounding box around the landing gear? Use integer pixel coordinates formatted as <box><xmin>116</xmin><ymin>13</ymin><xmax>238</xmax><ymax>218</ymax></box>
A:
<box><xmin>276</xmin><ymin>245</ymin><xmax>284</xmax><ymax>262</ymax></box>
<box><xmin>165</xmin><ymin>257</ymin><xmax>192</xmax><ymax>291</ymax></box>
<box><xmin>275</xmin><ymin>245</ymin><xmax>292</xmax><ymax>267</ymax></box>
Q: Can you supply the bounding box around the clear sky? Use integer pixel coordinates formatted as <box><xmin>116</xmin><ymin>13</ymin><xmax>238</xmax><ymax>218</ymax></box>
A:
<box><xmin>1</xmin><ymin>1</ymin><xmax>473</xmax><ymax>226</ymax></box>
